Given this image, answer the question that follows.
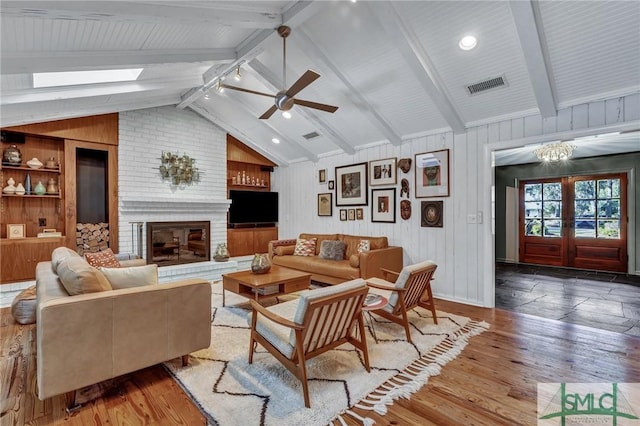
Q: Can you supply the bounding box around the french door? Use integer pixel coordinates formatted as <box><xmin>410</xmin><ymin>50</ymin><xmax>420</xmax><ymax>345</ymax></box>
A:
<box><xmin>519</xmin><ymin>173</ymin><xmax>628</xmax><ymax>272</ymax></box>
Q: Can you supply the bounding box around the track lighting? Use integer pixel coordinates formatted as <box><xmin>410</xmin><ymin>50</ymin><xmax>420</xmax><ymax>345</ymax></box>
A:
<box><xmin>234</xmin><ymin>66</ymin><xmax>241</xmax><ymax>81</ymax></box>
<box><xmin>217</xmin><ymin>80</ymin><xmax>224</xmax><ymax>93</ymax></box>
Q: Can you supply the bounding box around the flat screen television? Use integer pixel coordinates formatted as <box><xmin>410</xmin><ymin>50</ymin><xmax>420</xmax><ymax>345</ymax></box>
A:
<box><xmin>228</xmin><ymin>190</ymin><xmax>278</xmax><ymax>225</ymax></box>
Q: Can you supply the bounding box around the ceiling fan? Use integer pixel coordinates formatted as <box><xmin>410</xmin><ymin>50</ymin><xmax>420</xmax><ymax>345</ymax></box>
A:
<box><xmin>219</xmin><ymin>25</ymin><xmax>338</xmax><ymax>120</ymax></box>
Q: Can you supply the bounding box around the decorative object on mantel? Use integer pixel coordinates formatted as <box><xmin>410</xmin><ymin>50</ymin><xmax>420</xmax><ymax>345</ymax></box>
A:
<box><xmin>534</xmin><ymin>141</ymin><xmax>576</xmax><ymax>162</ymax></box>
<box><xmin>26</xmin><ymin>157</ymin><xmax>43</xmax><ymax>169</ymax></box>
<box><xmin>3</xmin><ymin>177</ymin><xmax>16</xmax><ymax>194</ymax></box>
<box><xmin>2</xmin><ymin>144</ymin><xmax>22</xmax><ymax>165</ymax></box>
<box><xmin>213</xmin><ymin>243</ymin><xmax>230</xmax><ymax>262</ymax></box>
<box><xmin>158</xmin><ymin>151</ymin><xmax>200</xmax><ymax>186</ymax></box>
<box><xmin>251</xmin><ymin>253</ymin><xmax>271</xmax><ymax>274</ymax></box>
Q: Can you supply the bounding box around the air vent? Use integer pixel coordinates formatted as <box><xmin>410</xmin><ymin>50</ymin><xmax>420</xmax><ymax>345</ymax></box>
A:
<box><xmin>302</xmin><ymin>131</ymin><xmax>320</xmax><ymax>140</ymax></box>
<box><xmin>466</xmin><ymin>75</ymin><xmax>508</xmax><ymax>95</ymax></box>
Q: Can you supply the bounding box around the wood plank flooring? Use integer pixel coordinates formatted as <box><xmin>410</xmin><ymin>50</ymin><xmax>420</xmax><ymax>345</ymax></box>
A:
<box><xmin>1</xmin><ymin>300</ymin><xmax>638</xmax><ymax>425</ymax></box>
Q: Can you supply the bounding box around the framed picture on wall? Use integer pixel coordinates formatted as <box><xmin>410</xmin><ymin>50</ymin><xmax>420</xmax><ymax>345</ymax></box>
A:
<box><xmin>369</xmin><ymin>157</ymin><xmax>397</xmax><ymax>186</ymax></box>
<box><xmin>335</xmin><ymin>162</ymin><xmax>368</xmax><ymax>206</ymax></box>
<box><xmin>356</xmin><ymin>208</ymin><xmax>363</xmax><ymax>220</ymax></box>
<box><xmin>317</xmin><ymin>193</ymin><xmax>332</xmax><ymax>216</ymax></box>
<box><xmin>339</xmin><ymin>209</ymin><xmax>347</xmax><ymax>221</ymax></box>
<box><xmin>421</xmin><ymin>201</ymin><xmax>443</xmax><ymax>227</ymax></box>
<box><xmin>319</xmin><ymin>169</ymin><xmax>326</xmax><ymax>183</ymax></box>
<box><xmin>415</xmin><ymin>149</ymin><xmax>450</xmax><ymax>198</ymax></box>
<box><xmin>371</xmin><ymin>188</ymin><xmax>396</xmax><ymax>223</ymax></box>
<box><xmin>328</xmin><ymin>180</ymin><xmax>334</xmax><ymax>190</ymax></box>
<box><xmin>348</xmin><ymin>209</ymin><xmax>355</xmax><ymax>220</ymax></box>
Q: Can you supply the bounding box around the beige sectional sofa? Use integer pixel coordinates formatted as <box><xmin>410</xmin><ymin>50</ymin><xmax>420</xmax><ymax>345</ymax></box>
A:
<box><xmin>268</xmin><ymin>233</ymin><xmax>403</xmax><ymax>285</ymax></box>
<box><xmin>36</xmin><ymin>247</ymin><xmax>211</xmax><ymax>404</ymax></box>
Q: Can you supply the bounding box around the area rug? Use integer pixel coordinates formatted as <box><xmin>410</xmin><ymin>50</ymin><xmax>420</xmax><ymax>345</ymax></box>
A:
<box><xmin>164</xmin><ymin>283</ymin><xmax>489</xmax><ymax>426</ymax></box>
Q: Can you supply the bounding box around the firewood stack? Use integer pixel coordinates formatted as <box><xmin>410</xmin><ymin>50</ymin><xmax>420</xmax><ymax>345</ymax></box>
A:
<box><xmin>76</xmin><ymin>223</ymin><xmax>110</xmax><ymax>255</ymax></box>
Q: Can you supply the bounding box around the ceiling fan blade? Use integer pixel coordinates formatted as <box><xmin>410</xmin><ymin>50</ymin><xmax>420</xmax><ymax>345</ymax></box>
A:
<box><xmin>219</xmin><ymin>84</ymin><xmax>274</xmax><ymax>99</ymax></box>
<box><xmin>259</xmin><ymin>105</ymin><xmax>278</xmax><ymax>120</ymax></box>
<box><xmin>293</xmin><ymin>98</ymin><xmax>339</xmax><ymax>113</ymax></box>
<box><xmin>286</xmin><ymin>70</ymin><xmax>320</xmax><ymax>98</ymax></box>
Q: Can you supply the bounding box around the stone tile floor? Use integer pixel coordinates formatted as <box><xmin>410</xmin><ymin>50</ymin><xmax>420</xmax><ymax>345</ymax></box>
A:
<box><xmin>496</xmin><ymin>262</ymin><xmax>640</xmax><ymax>336</ymax></box>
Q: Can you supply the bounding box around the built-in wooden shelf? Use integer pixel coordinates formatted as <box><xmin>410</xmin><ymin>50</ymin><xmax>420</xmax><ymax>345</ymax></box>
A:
<box><xmin>1</xmin><ymin>165</ymin><xmax>61</xmax><ymax>173</ymax></box>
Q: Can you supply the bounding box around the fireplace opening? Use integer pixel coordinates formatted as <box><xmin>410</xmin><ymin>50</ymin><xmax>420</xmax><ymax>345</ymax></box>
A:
<box><xmin>146</xmin><ymin>221</ymin><xmax>210</xmax><ymax>266</ymax></box>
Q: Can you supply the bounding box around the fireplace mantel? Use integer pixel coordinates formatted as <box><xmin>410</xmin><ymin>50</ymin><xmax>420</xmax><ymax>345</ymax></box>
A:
<box><xmin>120</xmin><ymin>197</ymin><xmax>230</xmax><ymax>214</ymax></box>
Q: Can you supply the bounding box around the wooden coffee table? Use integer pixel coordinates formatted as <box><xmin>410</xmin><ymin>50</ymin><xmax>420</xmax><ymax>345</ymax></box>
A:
<box><xmin>221</xmin><ymin>265</ymin><xmax>311</xmax><ymax>307</ymax></box>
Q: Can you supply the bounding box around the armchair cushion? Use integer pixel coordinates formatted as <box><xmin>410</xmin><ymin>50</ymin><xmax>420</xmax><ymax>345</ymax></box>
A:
<box><xmin>99</xmin><ymin>264</ymin><xmax>158</xmax><ymax>289</ymax></box>
<box><xmin>254</xmin><ymin>300</ymin><xmax>299</xmax><ymax>358</ymax></box>
<box><xmin>85</xmin><ymin>248</ymin><xmax>121</xmax><ymax>268</ymax></box>
<box><xmin>57</xmin><ymin>256</ymin><xmax>112</xmax><ymax>295</ymax></box>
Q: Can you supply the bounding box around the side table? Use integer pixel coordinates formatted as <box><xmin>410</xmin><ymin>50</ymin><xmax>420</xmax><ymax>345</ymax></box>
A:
<box><xmin>362</xmin><ymin>294</ymin><xmax>388</xmax><ymax>342</ymax></box>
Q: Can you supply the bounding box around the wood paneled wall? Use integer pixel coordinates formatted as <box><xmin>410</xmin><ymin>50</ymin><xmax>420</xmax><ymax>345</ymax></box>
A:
<box><xmin>3</xmin><ymin>113</ymin><xmax>118</xmax><ymax>145</ymax></box>
<box><xmin>272</xmin><ymin>94</ymin><xmax>640</xmax><ymax>307</ymax></box>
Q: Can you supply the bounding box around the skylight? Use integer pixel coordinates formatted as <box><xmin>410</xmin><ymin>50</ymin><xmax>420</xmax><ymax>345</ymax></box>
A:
<box><xmin>33</xmin><ymin>68</ymin><xmax>143</xmax><ymax>88</ymax></box>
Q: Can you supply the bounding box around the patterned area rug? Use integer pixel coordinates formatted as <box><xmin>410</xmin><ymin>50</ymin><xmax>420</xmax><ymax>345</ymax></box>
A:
<box><xmin>164</xmin><ymin>283</ymin><xmax>489</xmax><ymax>426</ymax></box>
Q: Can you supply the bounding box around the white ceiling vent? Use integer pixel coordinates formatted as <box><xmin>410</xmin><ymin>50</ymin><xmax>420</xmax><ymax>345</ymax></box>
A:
<box><xmin>303</xmin><ymin>131</ymin><xmax>320</xmax><ymax>140</ymax></box>
<box><xmin>466</xmin><ymin>75</ymin><xmax>508</xmax><ymax>95</ymax></box>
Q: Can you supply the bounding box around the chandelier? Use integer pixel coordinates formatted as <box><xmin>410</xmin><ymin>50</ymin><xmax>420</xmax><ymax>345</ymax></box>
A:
<box><xmin>534</xmin><ymin>141</ymin><xmax>576</xmax><ymax>162</ymax></box>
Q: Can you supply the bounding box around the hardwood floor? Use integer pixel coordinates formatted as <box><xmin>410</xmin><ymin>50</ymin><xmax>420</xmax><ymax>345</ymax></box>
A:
<box><xmin>1</xmin><ymin>300</ymin><xmax>638</xmax><ymax>425</ymax></box>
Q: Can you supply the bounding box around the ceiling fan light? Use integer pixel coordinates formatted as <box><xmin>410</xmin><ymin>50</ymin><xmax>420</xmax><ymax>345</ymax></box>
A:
<box><xmin>459</xmin><ymin>35</ymin><xmax>477</xmax><ymax>51</ymax></box>
<box><xmin>271</xmin><ymin>138</ymin><xmax>280</xmax><ymax>144</ymax></box>
<box><xmin>216</xmin><ymin>81</ymin><xmax>224</xmax><ymax>93</ymax></box>
<box><xmin>282</xmin><ymin>111</ymin><xmax>292</xmax><ymax>119</ymax></box>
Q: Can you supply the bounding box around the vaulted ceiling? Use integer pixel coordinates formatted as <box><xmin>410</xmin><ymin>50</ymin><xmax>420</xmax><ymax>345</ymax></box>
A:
<box><xmin>1</xmin><ymin>1</ymin><xmax>639</xmax><ymax>165</ymax></box>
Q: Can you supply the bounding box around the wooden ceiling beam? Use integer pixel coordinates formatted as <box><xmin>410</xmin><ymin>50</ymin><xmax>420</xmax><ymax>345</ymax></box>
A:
<box><xmin>1</xmin><ymin>49</ymin><xmax>235</xmax><ymax>75</ymax></box>
<box><xmin>368</xmin><ymin>2</ymin><xmax>466</xmax><ymax>135</ymax></box>
<box><xmin>0</xmin><ymin>1</ymin><xmax>282</xmax><ymax>28</ymax></box>
<box><xmin>509</xmin><ymin>1</ymin><xmax>557</xmax><ymax>118</ymax></box>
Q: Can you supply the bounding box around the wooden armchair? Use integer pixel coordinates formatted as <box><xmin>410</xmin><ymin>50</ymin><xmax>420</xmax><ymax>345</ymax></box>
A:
<box><xmin>248</xmin><ymin>279</ymin><xmax>370</xmax><ymax>408</ymax></box>
<box><xmin>366</xmin><ymin>261</ymin><xmax>438</xmax><ymax>343</ymax></box>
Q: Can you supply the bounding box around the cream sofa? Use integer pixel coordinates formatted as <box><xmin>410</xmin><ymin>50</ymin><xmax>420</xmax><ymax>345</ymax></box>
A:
<box><xmin>36</xmin><ymin>248</ymin><xmax>212</xmax><ymax>404</ymax></box>
<box><xmin>268</xmin><ymin>233</ymin><xmax>403</xmax><ymax>285</ymax></box>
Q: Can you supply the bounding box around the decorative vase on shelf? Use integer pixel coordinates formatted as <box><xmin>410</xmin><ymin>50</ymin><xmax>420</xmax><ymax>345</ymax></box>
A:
<box><xmin>251</xmin><ymin>253</ymin><xmax>271</xmax><ymax>274</ymax></box>
<box><xmin>26</xmin><ymin>157</ymin><xmax>43</xmax><ymax>169</ymax></box>
<box><xmin>15</xmin><ymin>183</ymin><xmax>25</xmax><ymax>195</ymax></box>
<box><xmin>213</xmin><ymin>243</ymin><xmax>230</xmax><ymax>262</ymax></box>
<box><xmin>46</xmin><ymin>178</ymin><xmax>58</xmax><ymax>194</ymax></box>
<box><xmin>3</xmin><ymin>177</ymin><xmax>16</xmax><ymax>194</ymax></box>
<box><xmin>45</xmin><ymin>157</ymin><xmax>58</xmax><ymax>169</ymax></box>
<box><xmin>25</xmin><ymin>172</ymin><xmax>31</xmax><ymax>195</ymax></box>
<box><xmin>2</xmin><ymin>144</ymin><xmax>22</xmax><ymax>165</ymax></box>
<box><xmin>33</xmin><ymin>181</ymin><xmax>46</xmax><ymax>195</ymax></box>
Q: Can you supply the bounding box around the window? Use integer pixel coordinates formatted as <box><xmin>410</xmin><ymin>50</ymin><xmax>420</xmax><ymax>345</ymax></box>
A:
<box><xmin>574</xmin><ymin>178</ymin><xmax>621</xmax><ymax>239</ymax></box>
<box><xmin>524</xmin><ymin>182</ymin><xmax>562</xmax><ymax>237</ymax></box>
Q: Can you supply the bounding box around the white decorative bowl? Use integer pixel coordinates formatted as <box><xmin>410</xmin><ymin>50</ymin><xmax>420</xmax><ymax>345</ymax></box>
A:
<box><xmin>26</xmin><ymin>157</ymin><xmax>43</xmax><ymax>169</ymax></box>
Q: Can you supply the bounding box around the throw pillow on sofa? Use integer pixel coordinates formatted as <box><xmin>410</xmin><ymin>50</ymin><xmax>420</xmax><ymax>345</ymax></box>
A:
<box><xmin>99</xmin><ymin>264</ymin><xmax>158</xmax><ymax>289</ymax></box>
<box><xmin>51</xmin><ymin>246</ymin><xmax>81</xmax><ymax>272</ymax></box>
<box><xmin>57</xmin><ymin>256</ymin><xmax>112</xmax><ymax>295</ymax></box>
<box><xmin>85</xmin><ymin>248</ymin><xmax>121</xmax><ymax>268</ymax></box>
<box><xmin>274</xmin><ymin>246</ymin><xmax>295</xmax><ymax>256</ymax></box>
<box><xmin>358</xmin><ymin>240</ymin><xmax>370</xmax><ymax>253</ymax></box>
<box><xmin>293</xmin><ymin>238</ymin><xmax>317</xmax><ymax>256</ymax></box>
<box><xmin>318</xmin><ymin>240</ymin><xmax>346</xmax><ymax>261</ymax></box>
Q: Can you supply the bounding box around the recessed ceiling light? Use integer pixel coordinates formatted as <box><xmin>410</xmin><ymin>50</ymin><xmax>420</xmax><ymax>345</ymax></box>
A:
<box><xmin>282</xmin><ymin>111</ymin><xmax>292</xmax><ymax>119</ymax></box>
<box><xmin>33</xmin><ymin>68</ymin><xmax>143</xmax><ymax>88</ymax></box>
<box><xmin>271</xmin><ymin>138</ymin><xmax>280</xmax><ymax>144</ymax></box>
<box><xmin>458</xmin><ymin>35</ymin><xmax>477</xmax><ymax>51</ymax></box>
